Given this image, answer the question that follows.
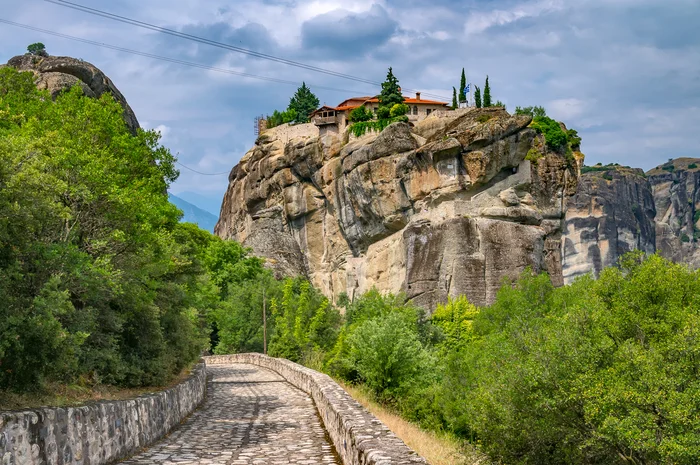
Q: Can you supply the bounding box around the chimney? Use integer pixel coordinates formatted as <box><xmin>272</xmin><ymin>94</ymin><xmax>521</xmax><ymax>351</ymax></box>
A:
<box><xmin>416</xmin><ymin>92</ymin><xmax>421</xmax><ymax>101</ymax></box>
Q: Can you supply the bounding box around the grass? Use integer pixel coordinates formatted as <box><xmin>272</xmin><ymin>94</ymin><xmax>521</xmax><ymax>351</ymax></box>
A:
<box><xmin>0</xmin><ymin>365</ymin><xmax>196</xmax><ymax>411</ymax></box>
<box><xmin>337</xmin><ymin>380</ymin><xmax>490</xmax><ymax>465</ymax></box>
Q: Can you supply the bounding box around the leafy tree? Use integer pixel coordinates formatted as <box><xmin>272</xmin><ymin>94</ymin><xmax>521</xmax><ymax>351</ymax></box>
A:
<box><xmin>0</xmin><ymin>67</ymin><xmax>212</xmax><ymax>391</ymax></box>
<box><xmin>444</xmin><ymin>253</ymin><xmax>700</xmax><ymax>465</ymax></box>
<box><xmin>26</xmin><ymin>42</ymin><xmax>47</xmax><ymax>57</ymax></box>
<box><xmin>483</xmin><ymin>75</ymin><xmax>492</xmax><ymax>107</ymax></box>
<box><xmin>389</xmin><ymin>103</ymin><xmax>409</xmax><ymax>117</ymax></box>
<box><xmin>474</xmin><ymin>85</ymin><xmax>482</xmax><ymax>108</ymax></box>
<box><xmin>378</xmin><ymin>67</ymin><xmax>404</xmax><ymax>110</ymax></box>
<box><xmin>431</xmin><ymin>296</ymin><xmax>478</xmax><ymax>354</ymax></box>
<box><xmin>287</xmin><ymin>82</ymin><xmax>319</xmax><ymax>123</ymax></box>
<box><xmin>376</xmin><ymin>106</ymin><xmax>391</xmax><ymax>119</ymax></box>
<box><xmin>494</xmin><ymin>100</ymin><xmax>505</xmax><ymax>109</ymax></box>
<box><xmin>348</xmin><ymin>106</ymin><xmax>373</xmax><ymax>122</ymax></box>
<box><xmin>530</xmin><ymin>116</ymin><xmax>569</xmax><ymax>151</ymax></box>
<box><xmin>459</xmin><ymin>68</ymin><xmax>467</xmax><ymax>104</ymax></box>
<box><xmin>451</xmin><ymin>87</ymin><xmax>458</xmax><ymax>109</ymax></box>
<box><xmin>515</xmin><ymin>105</ymin><xmax>547</xmax><ymax>118</ymax></box>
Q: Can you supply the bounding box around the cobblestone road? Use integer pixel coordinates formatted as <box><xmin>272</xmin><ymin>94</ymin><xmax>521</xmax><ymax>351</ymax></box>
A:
<box><xmin>121</xmin><ymin>364</ymin><xmax>340</xmax><ymax>465</ymax></box>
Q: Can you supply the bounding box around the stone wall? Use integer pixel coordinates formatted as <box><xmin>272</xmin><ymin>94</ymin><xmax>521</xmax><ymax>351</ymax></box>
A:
<box><xmin>205</xmin><ymin>354</ymin><xmax>428</xmax><ymax>465</ymax></box>
<box><xmin>0</xmin><ymin>363</ymin><xmax>206</xmax><ymax>465</ymax></box>
<box><xmin>262</xmin><ymin>122</ymin><xmax>319</xmax><ymax>142</ymax></box>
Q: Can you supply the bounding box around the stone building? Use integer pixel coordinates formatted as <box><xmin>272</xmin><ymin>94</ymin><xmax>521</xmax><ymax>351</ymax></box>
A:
<box><xmin>311</xmin><ymin>93</ymin><xmax>449</xmax><ymax>135</ymax></box>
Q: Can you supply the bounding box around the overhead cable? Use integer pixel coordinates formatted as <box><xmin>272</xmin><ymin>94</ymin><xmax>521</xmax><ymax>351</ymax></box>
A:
<box><xmin>43</xmin><ymin>0</ymin><xmax>452</xmax><ymax>101</ymax></box>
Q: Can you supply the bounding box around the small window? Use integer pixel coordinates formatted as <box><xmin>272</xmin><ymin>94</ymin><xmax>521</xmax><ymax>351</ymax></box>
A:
<box><xmin>427</xmin><ymin>109</ymin><xmax>432</xmax><ymax>116</ymax></box>
<box><xmin>413</xmin><ymin>106</ymin><xmax>418</xmax><ymax>115</ymax></box>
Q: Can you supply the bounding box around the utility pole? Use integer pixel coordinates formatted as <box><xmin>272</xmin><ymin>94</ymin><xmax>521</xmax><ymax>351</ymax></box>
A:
<box><xmin>262</xmin><ymin>284</ymin><xmax>267</xmax><ymax>355</ymax></box>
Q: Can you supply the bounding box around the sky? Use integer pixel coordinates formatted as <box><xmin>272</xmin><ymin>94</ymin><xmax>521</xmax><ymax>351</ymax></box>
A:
<box><xmin>1</xmin><ymin>0</ymin><xmax>699</xmax><ymax>214</ymax></box>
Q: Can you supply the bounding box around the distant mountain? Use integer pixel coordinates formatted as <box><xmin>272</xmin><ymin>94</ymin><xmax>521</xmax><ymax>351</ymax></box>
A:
<box><xmin>174</xmin><ymin>191</ymin><xmax>223</xmax><ymax>217</ymax></box>
<box><xmin>169</xmin><ymin>194</ymin><xmax>218</xmax><ymax>233</ymax></box>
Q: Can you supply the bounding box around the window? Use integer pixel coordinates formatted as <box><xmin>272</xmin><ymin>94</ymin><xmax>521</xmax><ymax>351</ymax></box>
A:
<box><xmin>427</xmin><ymin>109</ymin><xmax>432</xmax><ymax>116</ymax></box>
<box><xmin>413</xmin><ymin>106</ymin><xmax>418</xmax><ymax>115</ymax></box>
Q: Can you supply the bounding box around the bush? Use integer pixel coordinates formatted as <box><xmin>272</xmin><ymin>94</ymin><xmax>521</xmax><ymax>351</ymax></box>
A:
<box><xmin>682</xmin><ymin>233</ymin><xmax>691</xmax><ymax>242</ymax></box>
<box><xmin>390</xmin><ymin>103</ymin><xmax>410</xmax><ymax>117</ymax></box>
<box><xmin>376</xmin><ymin>106</ymin><xmax>391</xmax><ymax>119</ymax></box>
<box><xmin>662</xmin><ymin>164</ymin><xmax>675</xmax><ymax>172</ymax></box>
<box><xmin>348</xmin><ymin>106</ymin><xmax>373</xmax><ymax>122</ymax></box>
<box><xmin>515</xmin><ymin>105</ymin><xmax>547</xmax><ymax>118</ymax></box>
<box><xmin>476</xmin><ymin>114</ymin><xmax>492</xmax><ymax>123</ymax></box>
<box><xmin>446</xmin><ymin>253</ymin><xmax>700</xmax><ymax>465</ymax></box>
<box><xmin>530</xmin><ymin>116</ymin><xmax>569</xmax><ymax>152</ymax></box>
<box><xmin>689</xmin><ymin>163</ymin><xmax>698</xmax><ymax>169</ymax></box>
<box><xmin>349</xmin><ymin>311</ymin><xmax>431</xmax><ymax>400</ymax></box>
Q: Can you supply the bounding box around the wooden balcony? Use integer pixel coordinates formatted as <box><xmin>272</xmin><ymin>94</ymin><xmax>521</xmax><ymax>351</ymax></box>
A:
<box><xmin>313</xmin><ymin>116</ymin><xmax>338</xmax><ymax>126</ymax></box>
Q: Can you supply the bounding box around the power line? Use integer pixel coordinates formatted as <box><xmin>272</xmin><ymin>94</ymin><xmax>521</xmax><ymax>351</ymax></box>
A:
<box><xmin>0</xmin><ymin>19</ymin><xmax>372</xmax><ymax>95</ymax></box>
<box><xmin>176</xmin><ymin>161</ymin><xmax>229</xmax><ymax>176</ymax></box>
<box><xmin>43</xmin><ymin>0</ymin><xmax>451</xmax><ymax>101</ymax></box>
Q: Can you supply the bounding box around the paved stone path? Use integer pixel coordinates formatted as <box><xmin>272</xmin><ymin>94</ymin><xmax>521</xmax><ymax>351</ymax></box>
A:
<box><xmin>121</xmin><ymin>364</ymin><xmax>340</xmax><ymax>465</ymax></box>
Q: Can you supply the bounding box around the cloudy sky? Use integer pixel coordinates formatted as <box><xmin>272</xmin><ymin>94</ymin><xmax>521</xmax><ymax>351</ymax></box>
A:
<box><xmin>1</xmin><ymin>0</ymin><xmax>699</xmax><ymax>213</ymax></box>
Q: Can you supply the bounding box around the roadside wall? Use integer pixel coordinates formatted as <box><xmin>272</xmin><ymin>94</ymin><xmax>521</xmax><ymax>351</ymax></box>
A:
<box><xmin>0</xmin><ymin>363</ymin><xmax>207</xmax><ymax>465</ymax></box>
<box><xmin>205</xmin><ymin>354</ymin><xmax>428</xmax><ymax>465</ymax></box>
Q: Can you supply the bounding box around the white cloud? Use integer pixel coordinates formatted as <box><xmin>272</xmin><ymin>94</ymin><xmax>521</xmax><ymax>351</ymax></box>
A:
<box><xmin>547</xmin><ymin>98</ymin><xmax>587</xmax><ymax>121</ymax></box>
<box><xmin>464</xmin><ymin>0</ymin><xmax>564</xmax><ymax>35</ymax></box>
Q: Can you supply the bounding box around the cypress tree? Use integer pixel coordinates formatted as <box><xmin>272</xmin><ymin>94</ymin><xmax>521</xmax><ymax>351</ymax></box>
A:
<box><xmin>483</xmin><ymin>75</ymin><xmax>492</xmax><ymax>107</ymax></box>
<box><xmin>474</xmin><ymin>86</ymin><xmax>482</xmax><ymax>108</ymax></box>
<box><xmin>452</xmin><ymin>87</ymin><xmax>458</xmax><ymax>109</ymax></box>
<box><xmin>287</xmin><ymin>82</ymin><xmax>320</xmax><ymax>123</ymax></box>
<box><xmin>378</xmin><ymin>67</ymin><xmax>404</xmax><ymax>109</ymax></box>
<box><xmin>459</xmin><ymin>68</ymin><xmax>467</xmax><ymax>103</ymax></box>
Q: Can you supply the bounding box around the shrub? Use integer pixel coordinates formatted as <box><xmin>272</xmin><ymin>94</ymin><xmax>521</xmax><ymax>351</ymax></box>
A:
<box><xmin>681</xmin><ymin>233</ymin><xmax>691</xmax><ymax>242</ymax></box>
<box><xmin>348</xmin><ymin>311</ymin><xmax>431</xmax><ymax>401</ymax></box>
<box><xmin>530</xmin><ymin>116</ymin><xmax>568</xmax><ymax>152</ymax></box>
<box><xmin>689</xmin><ymin>163</ymin><xmax>698</xmax><ymax>169</ymax></box>
<box><xmin>525</xmin><ymin>148</ymin><xmax>543</xmax><ymax>164</ymax></box>
<box><xmin>515</xmin><ymin>105</ymin><xmax>547</xmax><ymax>118</ymax></box>
<box><xmin>476</xmin><ymin>114</ymin><xmax>492</xmax><ymax>123</ymax></box>
<box><xmin>376</xmin><ymin>106</ymin><xmax>391</xmax><ymax>119</ymax></box>
<box><xmin>446</xmin><ymin>254</ymin><xmax>700</xmax><ymax>465</ymax></box>
<box><xmin>390</xmin><ymin>103</ymin><xmax>410</xmax><ymax>117</ymax></box>
<box><xmin>348</xmin><ymin>106</ymin><xmax>373</xmax><ymax>123</ymax></box>
<box><xmin>662</xmin><ymin>164</ymin><xmax>675</xmax><ymax>172</ymax></box>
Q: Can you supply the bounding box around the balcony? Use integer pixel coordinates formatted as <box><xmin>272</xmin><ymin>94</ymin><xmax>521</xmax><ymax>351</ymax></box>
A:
<box><xmin>313</xmin><ymin>116</ymin><xmax>338</xmax><ymax>126</ymax></box>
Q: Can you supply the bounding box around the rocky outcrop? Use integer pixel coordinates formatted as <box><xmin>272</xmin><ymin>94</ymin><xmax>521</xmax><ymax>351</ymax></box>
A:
<box><xmin>562</xmin><ymin>166</ymin><xmax>656</xmax><ymax>283</ymax></box>
<box><xmin>647</xmin><ymin>158</ymin><xmax>700</xmax><ymax>268</ymax></box>
<box><xmin>3</xmin><ymin>55</ymin><xmax>139</xmax><ymax>133</ymax></box>
<box><xmin>216</xmin><ymin>108</ymin><xmax>580</xmax><ymax>308</ymax></box>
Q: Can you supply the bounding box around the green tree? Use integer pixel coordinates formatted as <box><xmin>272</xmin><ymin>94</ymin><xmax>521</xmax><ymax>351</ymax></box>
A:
<box><xmin>0</xmin><ymin>67</ymin><xmax>210</xmax><ymax>391</ymax></box>
<box><xmin>26</xmin><ymin>42</ymin><xmax>47</xmax><ymax>57</ymax></box>
<box><xmin>474</xmin><ymin>85</ymin><xmax>482</xmax><ymax>108</ymax></box>
<box><xmin>287</xmin><ymin>82</ymin><xmax>319</xmax><ymax>123</ymax></box>
<box><xmin>515</xmin><ymin>105</ymin><xmax>547</xmax><ymax>118</ymax></box>
<box><xmin>451</xmin><ymin>87</ymin><xmax>458</xmax><ymax>109</ymax></box>
<box><xmin>378</xmin><ymin>67</ymin><xmax>404</xmax><ymax>110</ymax></box>
<box><xmin>483</xmin><ymin>75</ymin><xmax>492</xmax><ymax>107</ymax></box>
<box><xmin>459</xmin><ymin>68</ymin><xmax>467</xmax><ymax>104</ymax></box>
<box><xmin>348</xmin><ymin>106</ymin><xmax>373</xmax><ymax>122</ymax></box>
<box><xmin>390</xmin><ymin>103</ymin><xmax>409</xmax><ymax>117</ymax></box>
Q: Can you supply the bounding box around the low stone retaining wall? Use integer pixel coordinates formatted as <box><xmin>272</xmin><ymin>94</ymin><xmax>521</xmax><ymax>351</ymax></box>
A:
<box><xmin>205</xmin><ymin>354</ymin><xmax>428</xmax><ymax>465</ymax></box>
<box><xmin>0</xmin><ymin>362</ymin><xmax>207</xmax><ymax>465</ymax></box>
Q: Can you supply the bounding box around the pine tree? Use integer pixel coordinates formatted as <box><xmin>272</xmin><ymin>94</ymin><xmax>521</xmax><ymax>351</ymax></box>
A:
<box><xmin>287</xmin><ymin>82</ymin><xmax>320</xmax><ymax>123</ymax></box>
<box><xmin>378</xmin><ymin>67</ymin><xmax>404</xmax><ymax>109</ymax></box>
<box><xmin>452</xmin><ymin>87</ymin><xmax>458</xmax><ymax>109</ymax></box>
<box><xmin>483</xmin><ymin>76</ymin><xmax>492</xmax><ymax>108</ymax></box>
<box><xmin>474</xmin><ymin>86</ymin><xmax>482</xmax><ymax>108</ymax></box>
<box><xmin>459</xmin><ymin>68</ymin><xmax>467</xmax><ymax>104</ymax></box>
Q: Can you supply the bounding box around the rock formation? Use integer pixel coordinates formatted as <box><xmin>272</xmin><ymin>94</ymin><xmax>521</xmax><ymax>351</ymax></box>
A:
<box><xmin>3</xmin><ymin>54</ymin><xmax>139</xmax><ymax>133</ymax></box>
<box><xmin>216</xmin><ymin>108</ymin><xmax>581</xmax><ymax>308</ymax></box>
<box><xmin>562</xmin><ymin>166</ymin><xmax>656</xmax><ymax>282</ymax></box>
<box><xmin>647</xmin><ymin>158</ymin><xmax>700</xmax><ymax>267</ymax></box>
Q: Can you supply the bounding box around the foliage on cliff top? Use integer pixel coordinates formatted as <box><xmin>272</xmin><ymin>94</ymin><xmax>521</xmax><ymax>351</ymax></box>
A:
<box><xmin>378</xmin><ymin>67</ymin><xmax>404</xmax><ymax>109</ymax></box>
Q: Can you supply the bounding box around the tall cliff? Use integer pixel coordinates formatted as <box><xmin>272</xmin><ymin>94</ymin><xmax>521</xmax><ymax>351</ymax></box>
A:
<box><xmin>216</xmin><ymin>108</ymin><xmax>580</xmax><ymax>308</ymax></box>
<box><xmin>647</xmin><ymin>158</ymin><xmax>700</xmax><ymax>267</ymax></box>
<box><xmin>562</xmin><ymin>166</ymin><xmax>657</xmax><ymax>282</ymax></box>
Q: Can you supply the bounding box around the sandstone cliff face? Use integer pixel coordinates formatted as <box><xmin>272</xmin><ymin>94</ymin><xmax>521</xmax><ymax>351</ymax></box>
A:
<box><xmin>216</xmin><ymin>108</ymin><xmax>579</xmax><ymax>308</ymax></box>
<box><xmin>562</xmin><ymin>167</ymin><xmax>656</xmax><ymax>283</ymax></box>
<box><xmin>647</xmin><ymin>158</ymin><xmax>700</xmax><ymax>268</ymax></box>
<box><xmin>4</xmin><ymin>55</ymin><xmax>139</xmax><ymax>133</ymax></box>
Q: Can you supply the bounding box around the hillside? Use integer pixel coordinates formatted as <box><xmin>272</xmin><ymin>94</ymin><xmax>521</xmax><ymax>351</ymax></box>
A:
<box><xmin>170</xmin><ymin>193</ymin><xmax>219</xmax><ymax>233</ymax></box>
